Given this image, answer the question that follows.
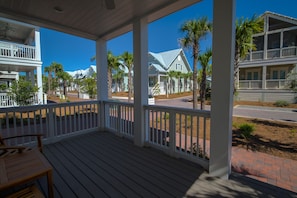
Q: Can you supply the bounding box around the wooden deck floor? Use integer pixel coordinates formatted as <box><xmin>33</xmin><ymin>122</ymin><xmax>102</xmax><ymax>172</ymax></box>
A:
<box><xmin>39</xmin><ymin>132</ymin><xmax>296</xmax><ymax>198</ymax></box>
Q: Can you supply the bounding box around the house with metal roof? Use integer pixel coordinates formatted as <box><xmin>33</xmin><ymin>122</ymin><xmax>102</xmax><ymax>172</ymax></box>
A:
<box><xmin>238</xmin><ymin>11</ymin><xmax>297</xmax><ymax>103</ymax></box>
<box><xmin>148</xmin><ymin>48</ymin><xmax>192</xmax><ymax>95</ymax></box>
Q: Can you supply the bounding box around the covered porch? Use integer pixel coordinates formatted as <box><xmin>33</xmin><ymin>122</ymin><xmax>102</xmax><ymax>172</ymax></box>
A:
<box><xmin>0</xmin><ymin>0</ymin><xmax>256</xmax><ymax>195</ymax></box>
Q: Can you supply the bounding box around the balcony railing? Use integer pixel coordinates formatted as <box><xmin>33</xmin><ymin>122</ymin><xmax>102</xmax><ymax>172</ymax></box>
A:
<box><xmin>0</xmin><ymin>100</ymin><xmax>210</xmax><ymax>169</ymax></box>
<box><xmin>0</xmin><ymin>41</ymin><xmax>36</xmax><ymax>60</ymax></box>
<box><xmin>239</xmin><ymin>80</ymin><xmax>262</xmax><ymax>89</ymax></box>
<box><xmin>243</xmin><ymin>46</ymin><xmax>297</xmax><ymax>61</ymax></box>
<box><xmin>239</xmin><ymin>79</ymin><xmax>291</xmax><ymax>89</ymax></box>
<box><xmin>266</xmin><ymin>79</ymin><xmax>288</xmax><ymax>89</ymax></box>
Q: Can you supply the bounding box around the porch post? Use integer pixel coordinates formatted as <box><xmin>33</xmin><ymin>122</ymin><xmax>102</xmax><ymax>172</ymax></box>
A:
<box><xmin>35</xmin><ymin>28</ymin><xmax>43</xmax><ymax>104</ymax></box>
<box><xmin>36</xmin><ymin>66</ymin><xmax>43</xmax><ymax>104</ymax></box>
<box><xmin>262</xmin><ymin>65</ymin><xmax>267</xmax><ymax>89</ymax></box>
<box><xmin>96</xmin><ymin>39</ymin><xmax>108</xmax><ymax>130</ymax></box>
<box><xmin>133</xmin><ymin>17</ymin><xmax>148</xmax><ymax>147</ymax></box>
<box><xmin>210</xmin><ymin>0</ymin><xmax>235</xmax><ymax>179</ymax></box>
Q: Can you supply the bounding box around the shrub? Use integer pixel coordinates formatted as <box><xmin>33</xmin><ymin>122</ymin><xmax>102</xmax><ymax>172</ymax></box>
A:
<box><xmin>273</xmin><ymin>100</ymin><xmax>289</xmax><ymax>107</ymax></box>
<box><xmin>163</xmin><ymin>113</ymin><xmax>170</xmax><ymax>120</ymax></box>
<box><xmin>239</xmin><ymin>123</ymin><xmax>255</xmax><ymax>139</ymax></box>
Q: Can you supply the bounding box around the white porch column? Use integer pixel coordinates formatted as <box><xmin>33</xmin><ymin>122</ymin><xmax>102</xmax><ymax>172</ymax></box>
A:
<box><xmin>35</xmin><ymin>28</ymin><xmax>43</xmax><ymax>103</ymax></box>
<box><xmin>262</xmin><ymin>65</ymin><xmax>267</xmax><ymax>89</ymax></box>
<box><xmin>35</xmin><ymin>28</ymin><xmax>41</xmax><ymax>61</ymax></box>
<box><xmin>96</xmin><ymin>39</ymin><xmax>108</xmax><ymax>129</ymax></box>
<box><xmin>36</xmin><ymin>67</ymin><xmax>43</xmax><ymax>104</ymax></box>
<box><xmin>133</xmin><ymin>17</ymin><xmax>148</xmax><ymax>147</ymax></box>
<box><xmin>210</xmin><ymin>0</ymin><xmax>235</xmax><ymax>179</ymax></box>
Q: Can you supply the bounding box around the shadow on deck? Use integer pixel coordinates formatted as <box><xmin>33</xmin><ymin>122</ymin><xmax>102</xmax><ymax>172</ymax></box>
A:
<box><xmin>40</xmin><ymin>132</ymin><xmax>296</xmax><ymax>197</ymax></box>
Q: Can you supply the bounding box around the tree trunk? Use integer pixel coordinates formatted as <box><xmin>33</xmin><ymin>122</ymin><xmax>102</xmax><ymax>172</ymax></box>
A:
<box><xmin>200</xmin><ymin>68</ymin><xmax>207</xmax><ymax>110</ymax></box>
<box><xmin>192</xmin><ymin>45</ymin><xmax>199</xmax><ymax>109</ymax></box>
<box><xmin>108</xmin><ymin>69</ymin><xmax>112</xmax><ymax>98</ymax></box>
<box><xmin>128</xmin><ymin>67</ymin><xmax>132</xmax><ymax>103</ymax></box>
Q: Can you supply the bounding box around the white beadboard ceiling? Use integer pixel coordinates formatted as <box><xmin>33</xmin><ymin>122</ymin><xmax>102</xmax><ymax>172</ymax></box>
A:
<box><xmin>0</xmin><ymin>0</ymin><xmax>201</xmax><ymax>40</ymax></box>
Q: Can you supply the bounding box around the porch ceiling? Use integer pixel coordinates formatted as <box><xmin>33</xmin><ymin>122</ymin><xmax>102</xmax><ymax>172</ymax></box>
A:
<box><xmin>0</xmin><ymin>0</ymin><xmax>201</xmax><ymax>41</ymax></box>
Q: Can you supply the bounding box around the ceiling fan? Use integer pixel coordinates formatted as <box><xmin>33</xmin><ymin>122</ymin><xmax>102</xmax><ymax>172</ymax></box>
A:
<box><xmin>104</xmin><ymin>0</ymin><xmax>115</xmax><ymax>10</ymax></box>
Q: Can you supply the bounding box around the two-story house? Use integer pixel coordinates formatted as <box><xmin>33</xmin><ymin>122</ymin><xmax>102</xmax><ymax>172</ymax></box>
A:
<box><xmin>238</xmin><ymin>11</ymin><xmax>297</xmax><ymax>103</ymax></box>
<box><xmin>0</xmin><ymin>17</ymin><xmax>44</xmax><ymax>107</ymax></box>
<box><xmin>148</xmin><ymin>48</ymin><xmax>192</xmax><ymax>95</ymax></box>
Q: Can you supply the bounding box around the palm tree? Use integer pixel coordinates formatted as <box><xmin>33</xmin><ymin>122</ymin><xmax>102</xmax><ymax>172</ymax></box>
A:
<box><xmin>107</xmin><ymin>51</ymin><xmax>120</xmax><ymax>98</ymax></box>
<box><xmin>182</xmin><ymin>72</ymin><xmax>192</xmax><ymax>93</ymax></box>
<box><xmin>112</xmin><ymin>68</ymin><xmax>125</xmax><ymax>92</ymax></box>
<box><xmin>198</xmin><ymin>49</ymin><xmax>212</xmax><ymax>110</ymax></box>
<box><xmin>180</xmin><ymin>17</ymin><xmax>212</xmax><ymax>109</ymax></box>
<box><xmin>120</xmin><ymin>51</ymin><xmax>133</xmax><ymax>102</ymax></box>
<box><xmin>57</xmin><ymin>71</ymin><xmax>72</xmax><ymax>97</ymax></box>
<box><xmin>167</xmin><ymin>70</ymin><xmax>177</xmax><ymax>94</ymax></box>
<box><xmin>44</xmin><ymin>66</ymin><xmax>52</xmax><ymax>95</ymax></box>
<box><xmin>234</xmin><ymin>15</ymin><xmax>263</xmax><ymax>93</ymax></box>
<box><xmin>176</xmin><ymin>71</ymin><xmax>182</xmax><ymax>93</ymax></box>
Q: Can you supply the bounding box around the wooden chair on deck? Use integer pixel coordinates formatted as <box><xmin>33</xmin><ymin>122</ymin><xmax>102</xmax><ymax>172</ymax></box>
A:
<box><xmin>0</xmin><ymin>134</ymin><xmax>43</xmax><ymax>157</ymax></box>
<box><xmin>0</xmin><ymin>134</ymin><xmax>50</xmax><ymax>198</ymax></box>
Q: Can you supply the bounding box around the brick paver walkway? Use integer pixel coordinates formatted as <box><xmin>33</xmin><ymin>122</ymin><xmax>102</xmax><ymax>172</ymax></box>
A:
<box><xmin>232</xmin><ymin>146</ymin><xmax>297</xmax><ymax>193</ymax></box>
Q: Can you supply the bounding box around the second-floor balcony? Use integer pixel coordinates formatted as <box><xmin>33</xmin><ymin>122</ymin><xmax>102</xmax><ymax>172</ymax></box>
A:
<box><xmin>0</xmin><ymin>41</ymin><xmax>36</xmax><ymax>60</ymax></box>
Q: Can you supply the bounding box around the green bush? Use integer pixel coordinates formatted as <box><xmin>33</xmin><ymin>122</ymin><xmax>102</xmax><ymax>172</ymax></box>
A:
<box><xmin>273</xmin><ymin>100</ymin><xmax>289</xmax><ymax>107</ymax></box>
<box><xmin>239</xmin><ymin>123</ymin><xmax>255</xmax><ymax>139</ymax></box>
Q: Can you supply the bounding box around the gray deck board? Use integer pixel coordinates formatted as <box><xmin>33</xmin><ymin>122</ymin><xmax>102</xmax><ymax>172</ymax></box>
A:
<box><xmin>38</xmin><ymin>132</ymin><xmax>297</xmax><ymax>198</ymax></box>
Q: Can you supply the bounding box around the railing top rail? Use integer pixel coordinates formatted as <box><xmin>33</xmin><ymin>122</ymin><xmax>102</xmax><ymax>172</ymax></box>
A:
<box><xmin>144</xmin><ymin>104</ymin><xmax>211</xmax><ymax>117</ymax></box>
<box><xmin>0</xmin><ymin>100</ymin><xmax>99</xmax><ymax>113</ymax></box>
<box><xmin>103</xmin><ymin>100</ymin><xmax>134</xmax><ymax>107</ymax></box>
<box><xmin>0</xmin><ymin>40</ymin><xmax>34</xmax><ymax>48</ymax></box>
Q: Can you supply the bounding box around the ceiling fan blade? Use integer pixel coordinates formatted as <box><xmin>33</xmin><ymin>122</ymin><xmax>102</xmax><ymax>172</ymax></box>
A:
<box><xmin>105</xmin><ymin>0</ymin><xmax>115</xmax><ymax>10</ymax></box>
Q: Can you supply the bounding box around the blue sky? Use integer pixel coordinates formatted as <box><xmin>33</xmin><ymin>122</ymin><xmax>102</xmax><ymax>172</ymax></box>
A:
<box><xmin>40</xmin><ymin>0</ymin><xmax>297</xmax><ymax>72</ymax></box>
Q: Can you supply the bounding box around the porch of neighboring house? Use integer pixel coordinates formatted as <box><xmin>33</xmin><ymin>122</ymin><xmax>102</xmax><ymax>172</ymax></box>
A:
<box><xmin>0</xmin><ymin>17</ymin><xmax>44</xmax><ymax>108</ymax></box>
<box><xmin>239</xmin><ymin>64</ymin><xmax>296</xmax><ymax>89</ymax></box>
<box><xmin>0</xmin><ymin>101</ymin><xmax>296</xmax><ymax>197</ymax></box>
<box><xmin>237</xmin><ymin>64</ymin><xmax>297</xmax><ymax>102</ymax></box>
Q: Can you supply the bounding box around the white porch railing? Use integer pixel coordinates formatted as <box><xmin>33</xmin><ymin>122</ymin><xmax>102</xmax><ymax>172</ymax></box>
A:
<box><xmin>0</xmin><ymin>41</ymin><xmax>36</xmax><ymax>60</ymax></box>
<box><xmin>144</xmin><ymin>105</ymin><xmax>210</xmax><ymax>169</ymax></box>
<box><xmin>0</xmin><ymin>92</ymin><xmax>40</xmax><ymax>108</ymax></box>
<box><xmin>0</xmin><ymin>93</ymin><xmax>15</xmax><ymax>107</ymax></box>
<box><xmin>239</xmin><ymin>80</ymin><xmax>262</xmax><ymax>89</ymax></box>
<box><xmin>0</xmin><ymin>100</ymin><xmax>211</xmax><ymax>169</ymax></box>
<box><xmin>0</xmin><ymin>101</ymin><xmax>100</xmax><ymax>144</ymax></box>
<box><xmin>239</xmin><ymin>79</ymin><xmax>292</xmax><ymax>89</ymax></box>
<box><xmin>266</xmin><ymin>79</ymin><xmax>288</xmax><ymax>89</ymax></box>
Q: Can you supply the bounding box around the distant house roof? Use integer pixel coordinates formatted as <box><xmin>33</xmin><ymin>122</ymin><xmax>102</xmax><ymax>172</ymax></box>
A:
<box><xmin>148</xmin><ymin>48</ymin><xmax>191</xmax><ymax>73</ymax></box>
<box><xmin>149</xmin><ymin>63</ymin><xmax>166</xmax><ymax>73</ymax></box>
<box><xmin>158</xmin><ymin>49</ymin><xmax>182</xmax><ymax>70</ymax></box>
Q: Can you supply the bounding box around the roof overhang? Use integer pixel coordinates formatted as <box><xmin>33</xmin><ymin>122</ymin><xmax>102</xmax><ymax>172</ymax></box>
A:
<box><xmin>0</xmin><ymin>0</ymin><xmax>201</xmax><ymax>41</ymax></box>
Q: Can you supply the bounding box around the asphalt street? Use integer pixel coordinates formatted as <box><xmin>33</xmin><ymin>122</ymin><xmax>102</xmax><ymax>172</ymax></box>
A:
<box><xmin>154</xmin><ymin>97</ymin><xmax>297</xmax><ymax>123</ymax></box>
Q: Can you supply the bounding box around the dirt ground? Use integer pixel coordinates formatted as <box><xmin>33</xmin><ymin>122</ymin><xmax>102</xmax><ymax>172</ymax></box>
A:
<box><xmin>58</xmin><ymin>92</ymin><xmax>297</xmax><ymax>160</ymax></box>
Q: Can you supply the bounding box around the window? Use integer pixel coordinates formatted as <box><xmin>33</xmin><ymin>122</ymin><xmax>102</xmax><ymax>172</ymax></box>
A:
<box><xmin>280</xmin><ymin>70</ymin><xmax>286</xmax><ymax>79</ymax></box>
<box><xmin>253</xmin><ymin>72</ymin><xmax>259</xmax><ymax>80</ymax></box>
<box><xmin>247</xmin><ymin>72</ymin><xmax>252</xmax><ymax>80</ymax></box>
<box><xmin>272</xmin><ymin>70</ymin><xmax>278</xmax><ymax>79</ymax></box>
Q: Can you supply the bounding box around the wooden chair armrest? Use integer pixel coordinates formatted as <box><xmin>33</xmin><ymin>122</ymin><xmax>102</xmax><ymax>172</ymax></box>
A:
<box><xmin>0</xmin><ymin>146</ymin><xmax>26</xmax><ymax>153</ymax></box>
<box><xmin>2</xmin><ymin>134</ymin><xmax>44</xmax><ymax>153</ymax></box>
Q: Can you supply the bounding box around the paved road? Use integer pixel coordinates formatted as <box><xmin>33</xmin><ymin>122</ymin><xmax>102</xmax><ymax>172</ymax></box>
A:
<box><xmin>154</xmin><ymin>97</ymin><xmax>297</xmax><ymax>123</ymax></box>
